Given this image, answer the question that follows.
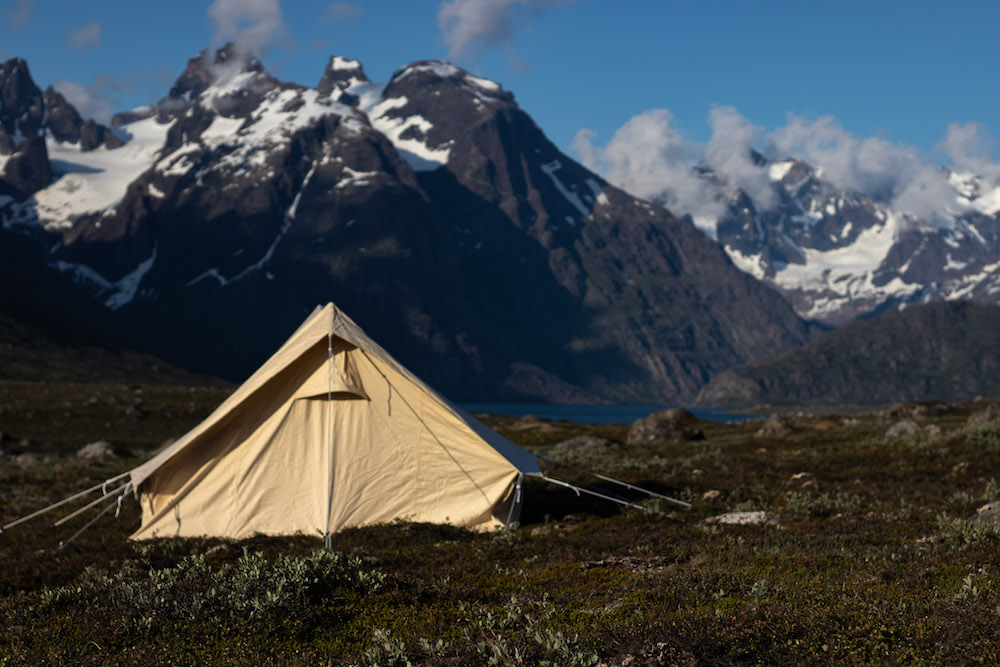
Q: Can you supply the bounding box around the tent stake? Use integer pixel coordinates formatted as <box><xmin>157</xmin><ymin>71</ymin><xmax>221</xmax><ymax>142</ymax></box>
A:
<box><xmin>57</xmin><ymin>496</ymin><xmax>120</xmax><ymax>552</ymax></box>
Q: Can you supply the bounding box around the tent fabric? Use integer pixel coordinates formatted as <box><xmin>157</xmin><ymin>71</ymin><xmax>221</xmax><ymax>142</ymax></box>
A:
<box><xmin>129</xmin><ymin>303</ymin><xmax>539</xmax><ymax>540</ymax></box>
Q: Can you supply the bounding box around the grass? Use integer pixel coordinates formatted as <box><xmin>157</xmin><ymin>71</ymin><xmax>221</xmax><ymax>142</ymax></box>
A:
<box><xmin>2</xmin><ymin>384</ymin><xmax>1000</xmax><ymax>664</ymax></box>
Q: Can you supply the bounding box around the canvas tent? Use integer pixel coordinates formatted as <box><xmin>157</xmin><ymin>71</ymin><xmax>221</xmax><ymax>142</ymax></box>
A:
<box><xmin>4</xmin><ymin>302</ymin><xmax>687</xmax><ymax>547</ymax></box>
<box><xmin>130</xmin><ymin>303</ymin><xmax>542</xmax><ymax>541</ymax></box>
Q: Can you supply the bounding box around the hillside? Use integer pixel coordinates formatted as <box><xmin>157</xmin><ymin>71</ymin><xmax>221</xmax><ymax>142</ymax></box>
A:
<box><xmin>697</xmin><ymin>301</ymin><xmax>1000</xmax><ymax>406</ymax></box>
<box><xmin>0</xmin><ymin>227</ymin><xmax>219</xmax><ymax>386</ymax></box>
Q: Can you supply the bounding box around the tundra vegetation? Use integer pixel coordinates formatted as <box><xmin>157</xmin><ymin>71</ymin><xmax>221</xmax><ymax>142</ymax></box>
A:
<box><xmin>1</xmin><ymin>380</ymin><xmax>1000</xmax><ymax>664</ymax></box>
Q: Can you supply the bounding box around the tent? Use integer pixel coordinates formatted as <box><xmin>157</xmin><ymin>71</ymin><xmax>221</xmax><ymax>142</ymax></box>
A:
<box><xmin>4</xmin><ymin>302</ymin><xmax>687</xmax><ymax>548</ymax></box>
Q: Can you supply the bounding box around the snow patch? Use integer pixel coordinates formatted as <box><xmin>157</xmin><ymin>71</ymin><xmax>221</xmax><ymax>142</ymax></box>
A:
<box><xmin>33</xmin><ymin>116</ymin><xmax>171</xmax><ymax>230</ymax></box>
<box><xmin>369</xmin><ymin>95</ymin><xmax>450</xmax><ymax>170</ymax></box>
<box><xmin>104</xmin><ymin>248</ymin><xmax>157</xmax><ymax>310</ymax></box>
<box><xmin>769</xmin><ymin>160</ymin><xmax>794</xmax><ymax>181</ymax></box>
<box><xmin>540</xmin><ymin>160</ymin><xmax>589</xmax><ymax>217</ymax></box>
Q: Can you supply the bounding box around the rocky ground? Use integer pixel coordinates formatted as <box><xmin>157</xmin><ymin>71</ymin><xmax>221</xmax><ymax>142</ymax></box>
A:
<box><xmin>2</xmin><ymin>383</ymin><xmax>1000</xmax><ymax>664</ymax></box>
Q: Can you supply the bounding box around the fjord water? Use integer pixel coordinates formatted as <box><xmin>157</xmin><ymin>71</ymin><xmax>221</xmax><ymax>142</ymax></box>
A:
<box><xmin>460</xmin><ymin>404</ymin><xmax>760</xmax><ymax>425</ymax></box>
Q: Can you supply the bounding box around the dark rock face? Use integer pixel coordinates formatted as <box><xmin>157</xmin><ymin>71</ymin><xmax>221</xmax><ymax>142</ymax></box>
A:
<box><xmin>0</xmin><ymin>58</ymin><xmax>122</xmax><ymax>200</ymax></box>
<box><xmin>0</xmin><ymin>58</ymin><xmax>45</xmax><ymax>143</ymax></box>
<box><xmin>0</xmin><ymin>135</ymin><xmax>50</xmax><ymax>198</ymax></box>
<box><xmin>43</xmin><ymin>87</ymin><xmax>123</xmax><ymax>150</ymax></box>
<box><xmin>3</xmin><ymin>50</ymin><xmax>811</xmax><ymax>402</ymax></box>
<box><xmin>697</xmin><ymin>301</ymin><xmax>1000</xmax><ymax>407</ymax></box>
<box><xmin>0</xmin><ymin>58</ymin><xmax>48</xmax><ymax>198</ymax></box>
<box><xmin>626</xmin><ymin>408</ymin><xmax>705</xmax><ymax>445</ymax></box>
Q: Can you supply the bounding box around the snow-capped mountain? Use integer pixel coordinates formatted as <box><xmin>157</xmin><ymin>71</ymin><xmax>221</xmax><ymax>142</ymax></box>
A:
<box><xmin>697</xmin><ymin>154</ymin><xmax>1000</xmax><ymax>324</ymax></box>
<box><xmin>0</xmin><ymin>48</ymin><xmax>808</xmax><ymax>402</ymax></box>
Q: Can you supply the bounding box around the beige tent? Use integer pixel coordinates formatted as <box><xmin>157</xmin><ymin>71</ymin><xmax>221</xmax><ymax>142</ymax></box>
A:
<box><xmin>126</xmin><ymin>303</ymin><xmax>540</xmax><ymax>541</ymax></box>
<box><xmin>4</xmin><ymin>303</ymin><xmax>687</xmax><ymax>547</ymax></box>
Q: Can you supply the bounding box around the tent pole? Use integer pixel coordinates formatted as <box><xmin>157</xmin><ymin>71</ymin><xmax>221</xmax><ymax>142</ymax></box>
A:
<box><xmin>324</xmin><ymin>331</ymin><xmax>334</xmax><ymax>550</ymax></box>
<box><xmin>2</xmin><ymin>471</ymin><xmax>130</xmax><ymax>532</ymax></box>
<box><xmin>539</xmin><ymin>456</ymin><xmax>692</xmax><ymax>509</ymax></box>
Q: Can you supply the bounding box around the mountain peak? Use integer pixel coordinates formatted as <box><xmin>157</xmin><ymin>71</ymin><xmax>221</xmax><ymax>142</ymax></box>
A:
<box><xmin>160</xmin><ymin>44</ymin><xmax>279</xmax><ymax>119</ymax></box>
<box><xmin>387</xmin><ymin>60</ymin><xmax>510</xmax><ymax>103</ymax></box>
<box><xmin>317</xmin><ymin>56</ymin><xmax>370</xmax><ymax>104</ymax></box>
<box><xmin>166</xmin><ymin>43</ymin><xmax>272</xmax><ymax>102</ymax></box>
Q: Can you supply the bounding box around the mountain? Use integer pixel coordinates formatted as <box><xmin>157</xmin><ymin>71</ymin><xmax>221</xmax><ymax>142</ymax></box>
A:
<box><xmin>691</xmin><ymin>154</ymin><xmax>1000</xmax><ymax>325</ymax></box>
<box><xmin>697</xmin><ymin>301</ymin><xmax>1000</xmax><ymax>406</ymax></box>
<box><xmin>0</xmin><ymin>48</ymin><xmax>809</xmax><ymax>402</ymax></box>
<box><xmin>0</xmin><ymin>225</ymin><xmax>215</xmax><ymax>386</ymax></box>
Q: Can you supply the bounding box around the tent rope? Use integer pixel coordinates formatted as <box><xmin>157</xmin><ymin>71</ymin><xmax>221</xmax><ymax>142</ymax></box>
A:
<box><xmin>539</xmin><ymin>456</ymin><xmax>692</xmax><ymax>509</ymax></box>
<box><xmin>2</xmin><ymin>471</ymin><xmax>130</xmax><ymax>532</ymax></box>
<box><xmin>538</xmin><ymin>472</ymin><xmax>649</xmax><ymax>511</ymax></box>
<box><xmin>53</xmin><ymin>481</ymin><xmax>130</xmax><ymax>527</ymax></box>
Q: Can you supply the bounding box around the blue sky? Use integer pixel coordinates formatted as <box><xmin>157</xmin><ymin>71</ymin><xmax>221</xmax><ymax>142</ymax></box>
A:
<box><xmin>3</xmin><ymin>0</ymin><xmax>998</xmax><ymax>173</ymax></box>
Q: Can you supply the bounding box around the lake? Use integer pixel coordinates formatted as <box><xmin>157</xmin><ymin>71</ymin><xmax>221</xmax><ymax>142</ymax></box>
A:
<box><xmin>459</xmin><ymin>403</ymin><xmax>761</xmax><ymax>425</ymax></box>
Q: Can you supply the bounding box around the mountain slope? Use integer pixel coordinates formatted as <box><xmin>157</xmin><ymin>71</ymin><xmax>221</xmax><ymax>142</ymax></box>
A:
<box><xmin>697</xmin><ymin>301</ymin><xmax>1000</xmax><ymax>406</ymax></box>
<box><xmin>1</xmin><ymin>49</ymin><xmax>809</xmax><ymax>402</ymax></box>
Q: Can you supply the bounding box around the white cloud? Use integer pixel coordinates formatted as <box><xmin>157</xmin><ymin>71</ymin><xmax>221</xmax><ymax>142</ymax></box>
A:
<box><xmin>68</xmin><ymin>20</ymin><xmax>101</xmax><ymax>51</ymax></box>
<box><xmin>938</xmin><ymin>122</ymin><xmax>1000</xmax><ymax>182</ymax></box>
<box><xmin>575</xmin><ymin>106</ymin><xmax>998</xmax><ymax>229</ymax></box>
<box><xmin>323</xmin><ymin>1</ymin><xmax>361</xmax><ymax>21</ymax></box>
<box><xmin>6</xmin><ymin>0</ymin><xmax>33</xmax><ymax>32</ymax></box>
<box><xmin>704</xmin><ymin>106</ymin><xmax>775</xmax><ymax>210</ymax></box>
<box><xmin>572</xmin><ymin>109</ymin><xmax>726</xmax><ymax>232</ymax></box>
<box><xmin>208</xmin><ymin>0</ymin><xmax>289</xmax><ymax>58</ymax></box>
<box><xmin>437</xmin><ymin>0</ymin><xmax>572</xmax><ymax>60</ymax></box>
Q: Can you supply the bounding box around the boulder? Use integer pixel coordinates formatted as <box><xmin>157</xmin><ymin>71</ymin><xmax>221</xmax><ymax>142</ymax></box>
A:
<box><xmin>756</xmin><ymin>414</ymin><xmax>791</xmax><ymax>438</ymax></box>
<box><xmin>76</xmin><ymin>440</ymin><xmax>116</xmax><ymax>461</ymax></box>
<box><xmin>970</xmin><ymin>502</ymin><xmax>1000</xmax><ymax>526</ymax></box>
<box><xmin>627</xmin><ymin>409</ymin><xmax>704</xmax><ymax>445</ymax></box>
<box><xmin>552</xmin><ymin>435</ymin><xmax>619</xmax><ymax>454</ymax></box>
<box><xmin>14</xmin><ymin>452</ymin><xmax>40</xmax><ymax>466</ymax></box>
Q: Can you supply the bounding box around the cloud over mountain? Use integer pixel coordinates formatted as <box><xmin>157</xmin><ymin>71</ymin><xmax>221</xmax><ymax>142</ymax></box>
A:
<box><xmin>575</xmin><ymin>107</ymin><xmax>1000</xmax><ymax>229</ymax></box>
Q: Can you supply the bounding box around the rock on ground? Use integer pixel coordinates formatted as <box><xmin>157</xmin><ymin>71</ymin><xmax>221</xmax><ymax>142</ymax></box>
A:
<box><xmin>702</xmin><ymin>511</ymin><xmax>773</xmax><ymax>526</ymax></box>
<box><xmin>76</xmin><ymin>440</ymin><xmax>116</xmax><ymax>461</ymax></box>
<box><xmin>756</xmin><ymin>414</ymin><xmax>791</xmax><ymax>438</ymax></box>
<box><xmin>971</xmin><ymin>502</ymin><xmax>1000</xmax><ymax>526</ymax></box>
<box><xmin>627</xmin><ymin>409</ymin><xmax>704</xmax><ymax>445</ymax></box>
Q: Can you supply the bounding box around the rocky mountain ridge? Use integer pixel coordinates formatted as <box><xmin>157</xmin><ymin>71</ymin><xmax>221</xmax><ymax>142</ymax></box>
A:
<box><xmin>0</xmin><ymin>48</ymin><xmax>808</xmax><ymax>402</ymax></box>
<box><xmin>691</xmin><ymin>153</ymin><xmax>1000</xmax><ymax>325</ymax></box>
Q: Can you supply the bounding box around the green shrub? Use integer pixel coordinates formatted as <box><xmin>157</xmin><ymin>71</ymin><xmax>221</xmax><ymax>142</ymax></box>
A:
<box><xmin>784</xmin><ymin>491</ymin><xmax>865</xmax><ymax>518</ymax></box>
<box><xmin>33</xmin><ymin>548</ymin><xmax>384</xmax><ymax>633</ymax></box>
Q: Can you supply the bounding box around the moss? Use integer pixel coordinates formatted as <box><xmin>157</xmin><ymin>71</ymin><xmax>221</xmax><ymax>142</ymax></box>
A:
<box><xmin>3</xmin><ymin>390</ymin><xmax>1000</xmax><ymax>663</ymax></box>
